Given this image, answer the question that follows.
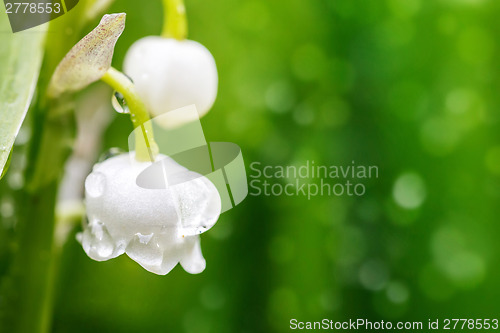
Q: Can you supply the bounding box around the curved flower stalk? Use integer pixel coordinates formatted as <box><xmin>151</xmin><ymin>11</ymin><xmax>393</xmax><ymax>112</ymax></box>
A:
<box><xmin>81</xmin><ymin>152</ymin><xmax>221</xmax><ymax>274</ymax></box>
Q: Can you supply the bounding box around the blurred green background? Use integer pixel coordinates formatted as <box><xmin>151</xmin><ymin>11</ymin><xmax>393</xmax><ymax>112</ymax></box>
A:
<box><xmin>2</xmin><ymin>0</ymin><xmax>500</xmax><ymax>331</ymax></box>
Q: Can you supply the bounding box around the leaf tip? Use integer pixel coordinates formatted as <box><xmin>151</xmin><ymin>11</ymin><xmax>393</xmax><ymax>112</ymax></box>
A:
<box><xmin>47</xmin><ymin>13</ymin><xmax>127</xmax><ymax>98</ymax></box>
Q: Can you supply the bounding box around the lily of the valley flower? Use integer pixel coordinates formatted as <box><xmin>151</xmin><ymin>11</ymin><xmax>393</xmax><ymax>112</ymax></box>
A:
<box><xmin>80</xmin><ymin>152</ymin><xmax>221</xmax><ymax>275</ymax></box>
<box><xmin>123</xmin><ymin>37</ymin><xmax>218</xmax><ymax>128</ymax></box>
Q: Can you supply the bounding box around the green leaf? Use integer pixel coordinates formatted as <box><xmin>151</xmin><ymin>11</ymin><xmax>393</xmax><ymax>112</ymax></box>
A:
<box><xmin>0</xmin><ymin>12</ymin><xmax>45</xmax><ymax>179</ymax></box>
<box><xmin>0</xmin><ymin>149</ymin><xmax>12</xmax><ymax>180</ymax></box>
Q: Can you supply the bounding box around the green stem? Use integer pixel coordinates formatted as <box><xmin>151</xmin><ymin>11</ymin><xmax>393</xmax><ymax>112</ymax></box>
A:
<box><xmin>1</xmin><ymin>109</ymin><xmax>74</xmax><ymax>333</ymax></box>
<box><xmin>162</xmin><ymin>0</ymin><xmax>188</xmax><ymax>40</ymax></box>
<box><xmin>101</xmin><ymin>67</ymin><xmax>158</xmax><ymax>162</ymax></box>
<box><xmin>9</xmin><ymin>184</ymin><xmax>58</xmax><ymax>333</ymax></box>
<box><xmin>1</xmin><ymin>4</ymin><xmax>124</xmax><ymax>333</ymax></box>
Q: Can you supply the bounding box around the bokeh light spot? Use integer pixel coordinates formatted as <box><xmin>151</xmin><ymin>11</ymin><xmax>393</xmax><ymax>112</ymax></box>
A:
<box><xmin>293</xmin><ymin>103</ymin><xmax>315</xmax><ymax>126</ymax></box>
<box><xmin>359</xmin><ymin>259</ymin><xmax>389</xmax><ymax>291</ymax></box>
<box><xmin>443</xmin><ymin>251</ymin><xmax>486</xmax><ymax>288</ymax></box>
<box><xmin>386</xmin><ymin>281</ymin><xmax>409</xmax><ymax>304</ymax></box>
<box><xmin>420</xmin><ymin>116</ymin><xmax>461</xmax><ymax>155</ymax></box>
<box><xmin>0</xmin><ymin>196</ymin><xmax>14</xmax><ymax>219</ymax></box>
<box><xmin>430</xmin><ymin>225</ymin><xmax>486</xmax><ymax>288</ymax></box>
<box><xmin>446</xmin><ymin>88</ymin><xmax>476</xmax><ymax>114</ymax></box>
<box><xmin>431</xmin><ymin>226</ymin><xmax>486</xmax><ymax>288</ymax></box>
<box><xmin>392</xmin><ymin>172</ymin><xmax>426</xmax><ymax>209</ymax></box>
<box><xmin>265</xmin><ymin>80</ymin><xmax>296</xmax><ymax>113</ymax></box>
<box><xmin>7</xmin><ymin>170</ymin><xmax>24</xmax><ymax>190</ymax></box>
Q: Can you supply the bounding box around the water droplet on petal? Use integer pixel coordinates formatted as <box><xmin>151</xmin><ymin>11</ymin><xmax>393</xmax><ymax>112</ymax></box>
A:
<box><xmin>137</xmin><ymin>232</ymin><xmax>154</xmax><ymax>244</ymax></box>
<box><xmin>181</xmin><ymin>225</ymin><xmax>208</xmax><ymax>236</ymax></box>
<box><xmin>82</xmin><ymin>220</ymin><xmax>116</xmax><ymax>260</ymax></box>
<box><xmin>111</xmin><ymin>91</ymin><xmax>130</xmax><ymax>114</ymax></box>
<box><xmin>126</xmin><ymin>233</ymin><xmax>163</xmax><ymax>267</ymax></box>
<box><xmin>173</xmin><ymin>177</ymin><xmax>220</xmax><ymax>236</ymax></box>
<box><xmin>85</xmin><ymin>172</ymin><xmax>106</xmax><ymax>198</ymax></box>
<box><xmin>123</xmin><ymin>73</ymin><xmax>134</xmax><ymax>83</ymax></box>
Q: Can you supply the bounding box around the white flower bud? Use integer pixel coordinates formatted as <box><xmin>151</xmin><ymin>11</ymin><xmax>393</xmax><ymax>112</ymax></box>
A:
<box><xmin>123</xmin><ymin>37</ymin><xmax>218</xmax><ymax>128</ymax></box>
<box><xmin>81</xmin><ymin>152</ymin><xmax>221</xmax><ymax>275</ymax></box>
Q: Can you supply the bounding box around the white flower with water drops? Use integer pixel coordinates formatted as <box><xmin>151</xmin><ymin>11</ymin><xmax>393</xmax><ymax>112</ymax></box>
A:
<box><xmin>123</xmin><ymin>37</ymin><xmax>218</xmax><ymax>128</ymax></box>
<box><xmin>80</xmin><ymin>152</ymin><xmax>221</xmax><ymax>275</ymax></box>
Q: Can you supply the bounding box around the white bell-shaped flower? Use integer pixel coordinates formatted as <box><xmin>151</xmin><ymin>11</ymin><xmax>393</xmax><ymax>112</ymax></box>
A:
<box><xmin>123</xmin><ymin>37</ymin><xmax>218</xmax><ymax>128</ymax></box>
<box><xmin>81</xmin><ymin>152</ymin><xmax>221</xmax><ymax>275</ymax></box>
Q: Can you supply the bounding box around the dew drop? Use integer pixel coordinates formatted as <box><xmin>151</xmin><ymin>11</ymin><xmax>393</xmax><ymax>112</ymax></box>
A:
<box><xmin>126</xmin><ymin>233</ymin><xmax>163</xmax><ymax>267</ymax></box>
<box><xmin>172</xmin><ymin>177</ymin><xmax>220</xmax><ymax>236</ymax></box>
<box><xmin>82</xmin><ymin>220</ymin><xmax>116</xmax><ymax>260</ymax></box>
<box><xmin>181</xmin><ymin>225</ymin><xmax>208</xmax><ymax>237</ymax></box>
<box><xmin>124</xmin><ymin>73</ymin><xmax>134</xmax><ymax>83</ymax></box>
<box><xmin>137</xmin><ymin>232</ymin><xmax>154</xmax><ymax>245</ymax></box>
<box><xmin>111</xmin><ymin>91</ymin><xmax>130</xmax><ymax>114</ymax></box>
<box><xmin>175</xmin><ymin>183</ymin><xmax>209</xmax><ymax>235</ymax></box>
<box><xmin>85</xmin><ymin>171</ymin><xmax>106</xmax><ymax>198</ymax></box>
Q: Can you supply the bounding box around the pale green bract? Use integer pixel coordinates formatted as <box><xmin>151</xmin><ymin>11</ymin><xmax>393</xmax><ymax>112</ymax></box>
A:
<box><xmin>0</xmin><ymin>12</ymin><xmax>45</xmax><ymax>179</ymax></box>
<box><xmin>48</xmin><ymin>13</ymin><xmax>125</xmax><ymax>98</ymax></box>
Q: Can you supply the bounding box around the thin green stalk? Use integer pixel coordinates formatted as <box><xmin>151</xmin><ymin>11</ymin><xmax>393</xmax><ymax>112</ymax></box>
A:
<box><xmin>0</xmin><ymin>4</ymin><xmax>111</xmax><ymax>332</ymax></box>
<box><xmin>162</xmin><ymin>0</ymin><xmax>188</xmax><ymax>40</ymax></box>
<box><xmin>101</xmin><ymin>67</ymin><xmax>158</xmax><ymax>162</ymax></box>
<box><xmin>2</xmin><ymin>108</ymin><xmax>74</xmax><ymax>333</ymax></box>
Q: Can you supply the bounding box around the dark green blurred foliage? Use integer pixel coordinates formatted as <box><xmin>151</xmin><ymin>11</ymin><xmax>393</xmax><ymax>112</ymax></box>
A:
<box><xmin>2</xmin><ymin>0</ymin><xmax>500</xmax><ymax>332</ymax></box>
